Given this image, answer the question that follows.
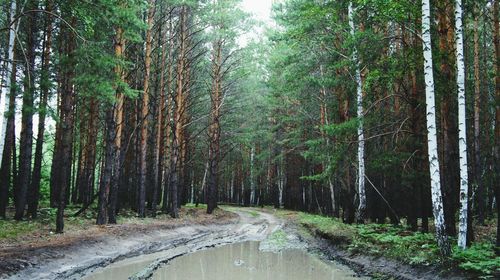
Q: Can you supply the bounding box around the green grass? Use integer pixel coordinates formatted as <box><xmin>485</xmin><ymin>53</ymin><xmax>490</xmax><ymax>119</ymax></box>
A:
<box><xmin>452</xmin><ymin>243</ymin><xmax>500</xmax><ymax>276</ymax></box>
<box><xmin>298</xmin><ymin>212</ymin><xmax>355</xmax><ymax>244</ymax></box>
<box><xmin>0</xmin><ymin>219</ymin><xmax>39</xmax><ymax>239</ymax></box>
<box><xmin>296</xmin><ymin>212</ymin><xmax>499</xmax><ymax>277</ymax></box>
<box><xmin>184</xmin><ymin>203</ymin><xmax>206</xmax><ymax>209</ymax></box>
<box><xmin>246</xmin><ymin>210</ymin><xmax>260</xmax><ymax>218</ymax></box>
<box><xmin>268</xmin><ymin>229</ymin><xmax>288</xmax><ymax>247</ymax></box>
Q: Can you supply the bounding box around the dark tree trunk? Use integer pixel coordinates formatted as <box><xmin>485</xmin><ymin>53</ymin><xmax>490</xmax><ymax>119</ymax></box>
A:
<box><xmin>436</xmin><ymin>1</ymin><xmax>458</xmax><ymax>237</ymax></box>
<box><xmin>54</xmin><ymin>13</ymin><xmax>76</xmax><ymax>233</ymax></box>
<box><xmin>0</xmin><ymin>59</ymin><xmax>17</xmax><ymax>219</ymax></box>
<box><xmin>28</xmin><ymin>0</ymin><xmax>53</xmax><ymax>218</ymax></box>
<box><xmin>97</xmin><ymin>109</ymin><xmax>116</xmax><ymax>225</ymax></box>
<box><xmin>15</xmin><ymin>0</ymin><xmax>39</xmax><ymax>220</ymax></box>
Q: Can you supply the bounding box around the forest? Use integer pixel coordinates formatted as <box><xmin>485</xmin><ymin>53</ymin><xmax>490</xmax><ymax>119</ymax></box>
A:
<box><xmin>0</xmin><ymin>0</ymin><xmax>499</xmax><ymax>278</ymax></box>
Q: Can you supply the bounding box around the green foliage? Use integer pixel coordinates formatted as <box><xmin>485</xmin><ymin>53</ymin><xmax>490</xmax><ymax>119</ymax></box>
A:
<box><xmin>267</xmin><ymin>229</ymin><xmax>288</xmax><ymax>247</ymax></box>
<box><xmin>298</xmin><ymin>213</ymin><xmax>355</xmax><ymax>244</ymax></box>
<box><xmin>296</xmin><ymin>211</ymin><xmax>497</xmax><ymax>277</ymax></box>
<box><xmin>452</xmin><ymin>243</ymin><xmax>500</xmax><ymax>276</ymax></box>
<box><xmin>352</xmin><ymin>224</ymin><xmax>440</xmax><ymax>265</ymax></box>
<box><xmin>0</xmin><ymin>220</ymin><xmax>38</xmax><ymax>239</ymax></box>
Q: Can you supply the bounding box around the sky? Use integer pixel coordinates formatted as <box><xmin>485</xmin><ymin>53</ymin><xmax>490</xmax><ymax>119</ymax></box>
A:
<box><xmin>239</xmin><ymin>0</ymin><xmax>274</xmax><ymax>46</ymax></box>
<box><xmin>241</xmin><ymin>0</ymin><xmax>273</xmax><ymax>24</ymax></box>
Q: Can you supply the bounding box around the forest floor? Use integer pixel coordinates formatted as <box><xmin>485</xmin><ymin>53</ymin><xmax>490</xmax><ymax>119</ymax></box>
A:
<box><xmin>267</xmin><ymin>209</ymin><xmax>499</xmax><ymax>279</ymax></box>
<box><xmin>0</xmin><ymin>205</ymin><xmax>240</xmax><ymax>279</ymax></box>
<box><xmin>1</xmin><ymin>206</ymin><xmax>498</xmax><ymax>279</ymax></box>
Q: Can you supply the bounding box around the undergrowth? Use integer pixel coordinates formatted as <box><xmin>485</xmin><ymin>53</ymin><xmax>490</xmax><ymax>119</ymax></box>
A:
<box><xmin>296</xmin><ymin>212</ymin><xmax>499</xmax><ymax>277</ymax></box>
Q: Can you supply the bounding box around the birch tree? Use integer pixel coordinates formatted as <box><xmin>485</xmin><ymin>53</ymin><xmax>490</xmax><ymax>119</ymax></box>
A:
<box><xmin>348</xmin><ymin>2</ymin><xmax>366</xmax><ymax>223</ymax></box>
<box><xmin>421</xmin><ymin>0</ymin><xmax>451</xmax><ymax>256</ymax></box>
<box><xmin>0</xmin><ymin>0</ymin><xmax>17</xmax><ymax>164</ymax></box>
<box><xmin>453</xmin><ymin>0</ymin><xmax>469</xmax><ymax>250</ymax></box>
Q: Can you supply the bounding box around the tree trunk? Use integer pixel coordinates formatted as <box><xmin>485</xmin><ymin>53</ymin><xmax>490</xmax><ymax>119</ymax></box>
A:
<box><xmin>55</xmin><ymin>14</ymin><xmax>76</xmax><ymax>233</ymax></box>
<box><xmin>492</xmin><ymin>0</ymin><xmax>500</xmax><ymax>250</ymax></box>
<box><xmin>138</xmin><ymin>1</ymin><xmax>155</xmax><ymax>218</ymax></box>
<box><xmin>108</xmin><ymin>28</ymin><xmax>126</xmax><ymax>224</ymax></box>
<box><xmin>28</xmin><ymin>0</ymin><xmax>53</xmax><ymax>218</ymax></box>
<box><xmin>15</xmin><ymin>0</ymin><xmax>39</xmax><ymax>221</ymax></box>
<box><xmin>169</xmin><ymin>5</ymin><xmax>188</xmax><ymax>218</ymax></box>
<box><xmin>151</xmin><ymin>8</ymin><xmax>167</xmax><ymax>217</ymax></box>
<box><xmin>437</xmin><ymin>0</ymin><xmax>459</xmax><ymax>237</ymax></box>
<box><xmin>0</xmin><ymin>0</ymin><xmax>17</xmax><ymax>163</ymax></box>
<box><xmin>250</xmin><ymin>145</ymin><xmax>255</xmax><ymax>205</ymax></box>
<box><xmin>207</xmin><ymin>40</ymin><xmax>222</xmax><ymax>214</ymax></box>
<box><xmin>472</xmin><ymin>6</ymin><xmax>485</xmax><ymax>225</ymax></box>
<box><xmin>162</xmin><ymin>13</ymin><xmax>174</xmax><ymax>213</ymax></box>
<box><xmin>348</xmin><ymin>2</ymin><xmax>366</xmax><ymax>223</ymax></box>
<box><xmin>421</xmin><ymin>0</ymin><xmax>451</xmax><ymax>256</ymax></box>
<box><xmin>454</xmin><ymin>0</ymin><xmax>469</xmax><ymax>249</ymax></box>
<box><xmin>0</xmin><ymin>59</ymin><xmax>17</xmax><ymax>219</ymax></box>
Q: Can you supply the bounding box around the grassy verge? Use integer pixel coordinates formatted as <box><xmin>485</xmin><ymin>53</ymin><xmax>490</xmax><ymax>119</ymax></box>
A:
<box><xmin>0</xmin><ymin>205</ymin><xmax>234</xmax><ymax>247</ymax></box>
<box><xmin>281</xmin><ymin>211</ymin><xmax>498</xmax><ymax>278</ymax></box>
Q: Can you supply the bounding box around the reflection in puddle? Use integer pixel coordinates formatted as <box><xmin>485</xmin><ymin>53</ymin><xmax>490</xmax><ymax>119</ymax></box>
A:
<box><xmin>153</xmin><ymin>241</ymin><xmax>360</xmax><ymax>280</ymax></box>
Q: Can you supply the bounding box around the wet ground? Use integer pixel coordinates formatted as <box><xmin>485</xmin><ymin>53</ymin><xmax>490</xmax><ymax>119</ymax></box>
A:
<box><xmin>85</xmin><ymin>241</ymin><xmax>360</xmax><ymax>280</ymax></box>
<box><xmin>4</xmin><ymin>207</ymin><xmax>362</xmax><ymax>280</ymax></box>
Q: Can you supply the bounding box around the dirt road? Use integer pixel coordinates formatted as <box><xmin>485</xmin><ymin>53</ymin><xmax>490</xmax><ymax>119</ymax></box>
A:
<box><xmin>4</xmin><ymin>208</ymin><xmax>283</xmax><ymax>280</ymax></box>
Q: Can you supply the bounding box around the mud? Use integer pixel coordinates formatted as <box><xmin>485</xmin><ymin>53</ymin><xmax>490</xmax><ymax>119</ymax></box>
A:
<box><xmin>3</xmin><ymin>208</ymin><xmax>282</xmax><ymax>280</ymax></box>
<box><xmin>2</xmin><ymin>207</ymin><xmax>467</xmax><ymax>280</ymax></box>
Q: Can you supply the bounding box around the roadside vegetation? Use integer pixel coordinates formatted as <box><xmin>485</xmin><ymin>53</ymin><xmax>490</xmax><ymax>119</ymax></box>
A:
<box><xmin>0</xmin><ymin>206</ymin><xmax>235</xmax><ymax>247</ymax></box>
<box><xmin>277</xmin><ymin>210</ymin><xmax>499</xmax><ymax>278</ymax></box>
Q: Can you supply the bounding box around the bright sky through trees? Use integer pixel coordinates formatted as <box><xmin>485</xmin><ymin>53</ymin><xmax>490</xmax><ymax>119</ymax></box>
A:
<box><xmin>239</xmin><ymin>0</ymin><xmax>273</xmax><ymax>46</ymax></box>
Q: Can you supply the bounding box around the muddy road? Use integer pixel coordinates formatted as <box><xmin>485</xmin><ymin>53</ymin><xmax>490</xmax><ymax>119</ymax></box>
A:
<box><xmin>4</xmin><ymin>208</ymin><xmax>300</xmax><ymax>280</ymax></box>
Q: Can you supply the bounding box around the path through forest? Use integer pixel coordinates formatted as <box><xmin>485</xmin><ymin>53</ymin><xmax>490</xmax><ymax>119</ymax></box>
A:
<box><xmin>6</xmin><ymin>208</ymin><xmax>285</xmax><ymax>279</ymax></box>
<box><xmin>3</xmin><ymin>207</ymin><xmax>472</xmax><ymax>280</ymax></box>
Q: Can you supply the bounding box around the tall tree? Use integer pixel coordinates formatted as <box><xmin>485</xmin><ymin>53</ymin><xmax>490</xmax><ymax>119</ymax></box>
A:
<box><xmin>493</xmin><ymin>0</ymin><xmax>500</xmax><ymax>249</ymax></box>
<box><xmin>55</xmin><ymin>11</ymin><xmax>77</xmax><ymax>232</ymax></box>
<box><xmin>348</xmin><ymin>1</ymin><xmax>366</xmax><ymax>223</ymax></box>
<box><xmin>454</xmin><ymin>0</ymin><xmax>469</xmax><ymax>249</ymax></box>
<box><xmin>138</xmin><ymin>0</ymin><xmax>155</xmax><ymax>218</ymax></box>
<box><xmin>0</xmin><ymin>0</ymin><xmax>17</xmax><ymax>163</ymax></box>
<box><xmin>421</xmin><ymin>0</ymin><xmax>451</xmax><ymax>256</ymax></box>
<box><xmin>15</xmin><ymin>0</ymin><xmax>39</xmax><ymax>220</ymax></box>
<box><xmin>28</xmin><ymin>0</ymin><xmax>54</xmax><ymax>218</ymax></box>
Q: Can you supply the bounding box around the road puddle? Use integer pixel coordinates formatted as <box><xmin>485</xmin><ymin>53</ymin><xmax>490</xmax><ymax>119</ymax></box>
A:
<box><xmin>85</xmin><ymin>241</ymin><xmax>363</xmax><ymax>279</ymax></box>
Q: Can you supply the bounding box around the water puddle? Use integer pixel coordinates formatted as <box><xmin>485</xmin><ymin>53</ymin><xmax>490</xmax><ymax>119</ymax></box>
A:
<box><xmin>85</xmin><ymin>241</ymin><xmax>363</xmax><ymax>280</ymax></box>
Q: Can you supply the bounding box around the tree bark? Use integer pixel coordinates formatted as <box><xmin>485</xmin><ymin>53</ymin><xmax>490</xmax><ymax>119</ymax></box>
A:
<box><xmin>492</xmin><ymin>0</ymin><xmax>500</xmax><ymax>250</ymax></box>
<box><xmin>472</xmin><ymin>6</ymin><xmax>485</xmax><ymax>225</ymax></box>
<box><xmin>454</xmin><ymin>0</ymin><xmax>469</xmax><ymax>249</ymax></box>
<box><xmin>138</xmin><ymin>1</ymin><xmax>155</xmax><ymax>218</ymax></box>
<box><xmin>0</xmin><ymin>59</ymin><xmax>17</xmax><ymax>219</ymax></box>
<box><xmin>15</xmin><ymin>0</ymin><xmax>39</xmax><ymax>221</ymax></box>
<box><xmin>28</xmin><ymin>0</ymin><xmax>53</xmax><ymax>218</ymax></box>
<box><xmin>207</xmin><ymin>39</ymin><xmax>222</xmax><ymax>214</ymax></box>
<box><xmin>348</xmin><ymin>2</ymin><xmax>366</xmax><ymax>223</ymax></box>
<box><xmin>55</xmin><ymin>13</ymin><xmax>77</xmax><ymax>233</ymax></box>
<box><xmin>421</xmin><ymin>0</ymin><xmax>451</xmax><ymax>256</ymax></box>
<box><xmin>0</xmin><ymin>0</ymin><xmax>18</xmax><ymax>164</ymax></box>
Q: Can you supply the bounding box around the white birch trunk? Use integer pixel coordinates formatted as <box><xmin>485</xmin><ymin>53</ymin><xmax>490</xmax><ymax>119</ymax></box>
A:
<box><xmin>454</xmin><ymin>0</ymin><xmax>469</xmax><ymax>249</ymax></box>
<box><xmin>349</xmin><ymin>2</ymin><xmax>366</xmax><ymax>222</ymax></box>
<box><xmin>230</xmin><ymin>170</ymin><xmax>234</xmax><ymax>203</ymax></box>
<box><xmin>421</xmin><ymin>0</ymin><xmax>451</xmax><ymax>256</ymax></box>
<box><xmin>250</xmin><ymin>145</ymin><xmax>255</xmax><ymax>205</ymax></box>
<box><xmin>0</xmin><ymin>0</ymin><xmax>17</xmax><ymax>163</ymax></box>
